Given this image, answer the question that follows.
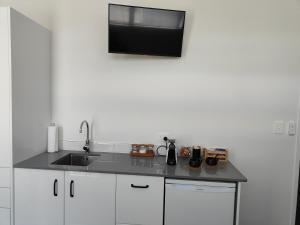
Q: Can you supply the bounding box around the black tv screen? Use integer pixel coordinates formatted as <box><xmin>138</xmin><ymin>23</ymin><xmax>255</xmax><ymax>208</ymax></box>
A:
<box><xmin>109</xmin><ymin>4</ymin><xmax>186</xmax><ymax>57</ymax></box>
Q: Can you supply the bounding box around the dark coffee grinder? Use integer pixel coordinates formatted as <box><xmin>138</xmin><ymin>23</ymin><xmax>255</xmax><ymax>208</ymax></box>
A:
<box><xmin>166</xmin><ymin>139</ymin><xmax>177</xmax><ymax>165</ymax></box>
<box><xmin>189</xmin><ymin>146</ymin><xmax>202</xmax><ymax>168</ymax></box>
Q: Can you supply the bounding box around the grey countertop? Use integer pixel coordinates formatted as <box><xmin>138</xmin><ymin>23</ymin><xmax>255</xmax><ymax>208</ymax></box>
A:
<box><xmin>14</xmin><ymin>151</ymin><xmax>247</xmax><ymax>182</ymax></box>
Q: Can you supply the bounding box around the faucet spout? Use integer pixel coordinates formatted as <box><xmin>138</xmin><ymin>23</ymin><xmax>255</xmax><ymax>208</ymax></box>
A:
<box><xmin>79</xmin><ymin>120</ymin><xmax>90</xmax><ymax>153</ymax></box>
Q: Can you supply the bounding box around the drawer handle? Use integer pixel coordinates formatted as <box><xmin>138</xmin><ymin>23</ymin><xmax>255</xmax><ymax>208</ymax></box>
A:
<box><xmin>70</xmin><ymin>180</ymin><xmax>74</xmax><ymax>198</ymax></box>
<box><xmin>53</xmin><ymin>179</ymin><xmax>58</xmax><ymax>197</ymax></box>
<box><xmin>131</xmin><ymin>184</ymin><xmax>149</xmax><ymax>189</ymax></box>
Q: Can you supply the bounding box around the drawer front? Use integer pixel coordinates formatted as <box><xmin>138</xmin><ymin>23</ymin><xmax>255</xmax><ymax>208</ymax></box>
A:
<box><xmin>0</xmin><ymin>208</ymin><xmax>10</xmax><ymax>225</ymax></box>
<box><xmin>0</xmin><ymin>168</ymin><xmax>10</xmax><ymax>187</ymax></box>
<box><xmin>116</xmin><ymin>175</ymin><xmax>164</xmax><ymax>225</ymax></box>
<box><xmin>0</xmin><ymin>188</ymin><xmax>10</xmax><ymax>208</ymax></box>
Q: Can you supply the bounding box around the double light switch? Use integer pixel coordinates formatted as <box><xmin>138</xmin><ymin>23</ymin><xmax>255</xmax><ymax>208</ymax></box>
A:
<box><xmin>272</xmin><ymin>120</ymin><xmax>296</xmax><ymax>136</ymax></box>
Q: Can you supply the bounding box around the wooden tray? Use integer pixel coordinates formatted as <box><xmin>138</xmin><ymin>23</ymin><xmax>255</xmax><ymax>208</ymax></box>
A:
<box><xmin>131</xmin><ymin>144</ymin><xmax>154</xmax><ymax>148</ymax></box>
<box><xmin>130</xmin><ymin>150</ymin><xmax>155</xmax><ymax>158</ymax></box>
<box><xmin>204</xmin><ymin>148</ymin><xmax>228</xmax><ymax>162</ymax></box>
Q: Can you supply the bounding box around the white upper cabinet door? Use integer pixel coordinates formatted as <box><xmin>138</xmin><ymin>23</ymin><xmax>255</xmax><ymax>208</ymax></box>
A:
<box><xmin>0</xmin><ymin>8</ymin><xmax>12</xmax><ymax>167</ymax></box>
<box><xmin>14</xmin><ymin>169</ymin><xmax>64</xmax><ymax>225</ymax></box>
<box><xmin>65</xmin><ymin>171</ymin><xmax>116</xmax><ymax>225</ymax></box>
<box><xmin>116</xmin><ymin>175</ymin><xmax>164</xmax><ymax>225</ymax></box>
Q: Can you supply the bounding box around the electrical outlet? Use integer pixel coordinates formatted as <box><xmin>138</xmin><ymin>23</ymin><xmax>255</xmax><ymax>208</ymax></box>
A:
<box><xmin>272</xmin><ymin>121</ymin><xmax>284</xmax><ymax>134</ymax></box>
<box><xmin>156</xmin><ymin>132</ymin><xmax>169</xmax><ymax>145</ymax></box>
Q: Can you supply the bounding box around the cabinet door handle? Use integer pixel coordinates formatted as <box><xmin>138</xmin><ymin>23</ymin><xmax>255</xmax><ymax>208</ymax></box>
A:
<box><xmin>131</xmin><ymin>184</ymin><xmax>149</xmax><ymax>189</ymax></box>
<box><xmin>70</xmin><ymin>180</ymin><xmax>74</xmax><ymax>198</ymax></box>
<box><xmin>53</xmin><ymin>179</ymin><xmax>58</xmax><ymax>196</ymax></box>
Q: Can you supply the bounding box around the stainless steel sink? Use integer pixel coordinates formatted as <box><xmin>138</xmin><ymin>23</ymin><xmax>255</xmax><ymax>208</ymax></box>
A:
<box><xmin>52</xmin><ymin>153</ymin><xmax>100</xmax><ymax>166</ymax></box>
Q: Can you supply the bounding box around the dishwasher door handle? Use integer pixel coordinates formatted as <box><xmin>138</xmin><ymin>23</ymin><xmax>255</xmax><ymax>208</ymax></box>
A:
<box><xmin>166</xmin><ymin>183</ymin><xmax>236</xmax><ymax>193</ymax></box>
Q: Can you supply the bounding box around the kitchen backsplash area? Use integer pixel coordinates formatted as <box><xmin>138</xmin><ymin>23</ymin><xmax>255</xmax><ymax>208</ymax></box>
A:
<box><xmin>59</xmin><ymin>139</ymin><xmax>131</xmax><ymax>153</ymax></box>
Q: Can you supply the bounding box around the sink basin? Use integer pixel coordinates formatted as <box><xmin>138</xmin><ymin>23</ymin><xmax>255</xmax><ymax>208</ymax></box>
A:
<box><xmin>52</xmin><ymin>153</ymin><xmax>100</xmax><ymax>166</ymax></box>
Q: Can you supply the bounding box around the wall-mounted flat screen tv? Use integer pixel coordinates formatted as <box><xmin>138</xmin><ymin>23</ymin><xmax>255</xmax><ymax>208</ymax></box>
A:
<box><xmin>109</xmin><ymin>4</ymin><xmax>186</xmax><ymax>57</ymax></box>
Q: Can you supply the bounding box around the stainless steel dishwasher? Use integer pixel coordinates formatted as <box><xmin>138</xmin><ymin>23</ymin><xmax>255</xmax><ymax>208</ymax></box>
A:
<box><xmin>165</xmin><ymin>179</ymin><xmax>236</xmax><ymax>225</ymax></box>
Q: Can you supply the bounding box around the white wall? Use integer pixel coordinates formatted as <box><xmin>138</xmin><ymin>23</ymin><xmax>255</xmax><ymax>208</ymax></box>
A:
<box><xmin>1</xmin><ymin>0</ymin><xmax>300</xmax><ymax>225</ymax></box>
<box><xmin>10</xmin><ymin>8</ymin><xmax>51</xmax><ymax>163</ymax></box>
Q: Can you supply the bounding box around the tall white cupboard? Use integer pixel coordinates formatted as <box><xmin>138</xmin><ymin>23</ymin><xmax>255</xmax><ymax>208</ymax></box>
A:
<box><xmin>0</xmin><ymin>7</ymin><xmax>51</xmax><ymax>225</ymax></box>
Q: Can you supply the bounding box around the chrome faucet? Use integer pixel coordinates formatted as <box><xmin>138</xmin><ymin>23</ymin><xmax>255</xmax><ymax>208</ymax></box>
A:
<box><xmin>79</xmin><ymin>120</ymin><xmax>90</xmax><ymax>153</ymax></box>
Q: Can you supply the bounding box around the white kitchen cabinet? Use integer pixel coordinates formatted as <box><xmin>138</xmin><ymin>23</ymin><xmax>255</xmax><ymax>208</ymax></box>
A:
<box><xmin>0</xmin><ymin>8</ymin><xmax>12</xmax><ymax>169</ymax></box>
<box><xmin>116</xmin><ymin>175</ymin><xmax>164</xmax><ymax>225</ymax></box>
<box><xmin>0</xmin><ymin>209</ymin><xmax>10</xmax><ymax>225</ymax></box>
<box><xmin>14</xmin><ymin>169</ymin><xmax>64</xmax><ymax>225</ymax></box>
<box><xmin>0</xmin><ymin>8</ymin><xmax>12</xmax><ymax>224</ymax></box>
<box><xmin>65</xmin><ymin>171</ymin><xmax>116</xmax><ymax>225</ymax></box>
<box><xmin>0</xmin><ymin>7</ymin><xmax>51</xmax><ymax>224</ymax></box>
<box><xmin>14</xmin><ymin>168</ymin><xmax>240</xmax><ymax>225</ymax></box>
<box><xmin>0</xmin><ymin>188</ymin><xmax>11</xmax><ymax>208</ymax></box>
<box><xmin>15</xmin><ymin>169</ymin><xmax>116</xmax><ymax>225</ymax></box>
<box><xmin>0</xmin><ymin>168</ymin><xmax>10</xmax><ymax>188</ymax></box>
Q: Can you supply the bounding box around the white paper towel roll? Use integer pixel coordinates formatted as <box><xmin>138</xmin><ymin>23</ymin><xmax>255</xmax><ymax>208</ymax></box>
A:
<box><xmin>48</xmin><ymin>123</ymin><xmax>58</xmax><ymax>153</ymax></box>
